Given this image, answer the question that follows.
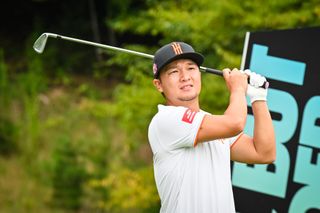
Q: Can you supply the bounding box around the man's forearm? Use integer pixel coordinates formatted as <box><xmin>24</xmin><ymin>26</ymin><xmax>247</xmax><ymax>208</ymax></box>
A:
<box><xmin>224</xmin><ymin>90</ymin><xmax>247</xmax><ymax>128</ymax></box>
<box><xmin>252</xmin><ymin>101</ymin><xmax>276</xmax><ymax>162</ymax></box>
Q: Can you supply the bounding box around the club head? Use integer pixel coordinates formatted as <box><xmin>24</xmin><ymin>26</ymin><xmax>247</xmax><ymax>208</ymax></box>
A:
<box><xmin>33</xmin><ymin>33</ymin><xmax>49</xmax><ymax>54</ymax></box>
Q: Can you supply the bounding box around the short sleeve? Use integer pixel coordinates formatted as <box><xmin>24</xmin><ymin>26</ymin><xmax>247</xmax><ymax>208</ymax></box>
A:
<box><xmin>228</xmin><ymin>132</ymin><xmax>244</xmax><ymax>147</ymax></box>
<box><xmin>149</xmin><ymin>106</ymin><xmax>205</xmax><ymax>152</ymax></box>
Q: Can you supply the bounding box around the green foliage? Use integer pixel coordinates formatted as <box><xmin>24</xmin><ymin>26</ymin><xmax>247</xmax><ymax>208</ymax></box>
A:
<box><xmin>16</xmin><ymin>48</ymin><xmax>47</xmax><ymax>159</ymax></box>
<box><xmin>0</xmin><ymin>49</ymin><xmax>18</xmax><ymax>155</ymax></box>
<box><xmin>100</xmin><ymin>48</ymin><xmax>163</xmax><ymax>151</ymax></box>
<box><xmin>110</xmin><ymin>0</ymin><xmax>320</xmax><ymax>69</ymax></box>
<box><xmin>200</xmin><ymin>74</ymin><xmax>229</xmax><ymax>114</ymax></box>
<box><xmin>0</xmin><ymin>119</ymin><xmax>18</xmax><ymax>156</ymax></box>
<box><xmin>51</xmin><ymin>136</ymin><xmax>86</xmax><ymax>211</ymax></box>
<box><xmin>89</xmin><ymin>166</ymin><xmax>160</xmax><ymax>213</ymax></box>
<box><xmin>0</xmin><ymin>49</ymin><xmax>8</xmax><ymax>104</ymax></box>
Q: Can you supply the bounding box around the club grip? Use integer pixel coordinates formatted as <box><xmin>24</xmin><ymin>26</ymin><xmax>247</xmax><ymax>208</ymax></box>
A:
<box><xmin>200</xmin><ymin>67</ymin><xmax>223</xmax><ymax>76</ymax></box>
<box><xmin>200</xmin><ymin>67</ymin><xmax>269</xmax><ymax>89</ymax></box>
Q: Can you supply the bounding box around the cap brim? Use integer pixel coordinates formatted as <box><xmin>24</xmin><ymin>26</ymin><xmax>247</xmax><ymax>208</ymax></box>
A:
<box><xmin>155</xmin><ymin>52</ymin><xmax>204</xmax><ymax>78</ymax></box>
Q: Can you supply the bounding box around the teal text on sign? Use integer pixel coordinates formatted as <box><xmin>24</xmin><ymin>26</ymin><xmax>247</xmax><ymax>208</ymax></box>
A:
<box><xmin>249</xmin><ymin>44</ymin><xmax>306</xmax><ymax>85</ymax></box>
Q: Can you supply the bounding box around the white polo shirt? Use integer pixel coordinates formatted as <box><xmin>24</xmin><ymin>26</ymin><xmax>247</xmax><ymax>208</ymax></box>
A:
<box><xmin>148</xmin><ymin>105</ymin><xmax>241</xmax><ymax>213</ymax></box>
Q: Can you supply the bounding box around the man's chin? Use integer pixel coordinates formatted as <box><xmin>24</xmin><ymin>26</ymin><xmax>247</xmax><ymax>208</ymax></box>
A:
<box><xmin>178</xmin><ymin>94</ymin><xmax>198</xmax><ymax>102</ymax></box>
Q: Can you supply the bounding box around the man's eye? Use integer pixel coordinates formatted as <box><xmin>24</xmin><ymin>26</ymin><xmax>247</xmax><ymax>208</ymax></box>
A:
<box><xmin>169</xmin><ymin>70</ymin><xmax>178</xmax><ymax>74</ymax></box>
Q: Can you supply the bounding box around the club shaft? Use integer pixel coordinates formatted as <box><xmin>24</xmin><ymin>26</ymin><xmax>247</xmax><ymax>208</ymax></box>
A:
<box><xmin>35</xmin><ymin>33</ymin><xmax>268</xmax><ymax>88</ymax></box>
<box><xmin>45</xmin><ymin>33</ymin><xmax>223</xmax><ymax>75</ymax></box>
<box><xmin>55</xmin><ymin>34</ymin><xmax>155</xmax><ymax>59</ymax></box>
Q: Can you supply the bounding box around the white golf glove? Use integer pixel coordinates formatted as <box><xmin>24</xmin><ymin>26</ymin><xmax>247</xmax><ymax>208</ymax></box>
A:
<box><xmin>243</xmin><ymin>69</ymin><xmax>268</xmax><ymax>104</ymax></box>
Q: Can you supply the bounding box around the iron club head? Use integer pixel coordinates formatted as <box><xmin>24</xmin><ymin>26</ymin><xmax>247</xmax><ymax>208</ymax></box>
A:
<box><xmin>33</xmin><ymin>33</ymin><xmax>49</xmax><ymax>54</ymax></box>
<box><xmin>33</xmin><ymin>33</ymin><xmax>58</xmax><ymax>54</ymax></box>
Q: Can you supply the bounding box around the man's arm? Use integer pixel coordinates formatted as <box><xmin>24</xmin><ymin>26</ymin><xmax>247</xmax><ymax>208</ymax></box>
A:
<box><xmin>231</xmin><ymin>101</ymin><xmax>276</xmax><ymax>164</ymax></box>
<box><xmin>197</xmin><ymin>68</ymin><xmax>248</xmax><ymax>143</ymax></box>
<box><xmin>231</xmin><ymin>71</ymin><xmax>275</xmax><ymax>164</ymax></box>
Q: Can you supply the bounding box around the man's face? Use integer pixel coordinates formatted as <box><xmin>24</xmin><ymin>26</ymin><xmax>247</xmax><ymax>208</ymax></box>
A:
<box><xmin>153</xmin><ymin>59</ymin><xmax>201</xmax><ymax>105</ymax></box>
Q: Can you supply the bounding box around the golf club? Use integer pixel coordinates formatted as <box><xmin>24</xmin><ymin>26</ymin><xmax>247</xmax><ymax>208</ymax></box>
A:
<box><xmin>33</xmin><ymin>33</ymin><xmax>222</xmax><ymax>75</ymax></box>
<box><xmin>33</xmin><ymin>32</ymin><xmax>268</xmax><ymax>88</ymax></box>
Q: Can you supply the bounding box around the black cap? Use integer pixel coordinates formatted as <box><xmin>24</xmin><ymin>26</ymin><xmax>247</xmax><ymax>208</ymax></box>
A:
<box><xmin>152</xmin><ymin>42</ymin><xmax>204</xmax><ymax>79</ymax></box>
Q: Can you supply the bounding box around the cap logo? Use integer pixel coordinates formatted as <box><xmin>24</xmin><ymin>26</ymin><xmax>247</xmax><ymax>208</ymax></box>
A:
<box><xmin>171</xmin><ymin>42</ymin><xmax>183</xmax><ymax>55</ymax></box>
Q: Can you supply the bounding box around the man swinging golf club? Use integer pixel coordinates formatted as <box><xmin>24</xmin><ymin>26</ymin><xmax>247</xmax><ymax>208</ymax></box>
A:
<box><xmin>148</xmin><ymin>42</ymin><xmax>276</xmax><ymax>213</ymax></box>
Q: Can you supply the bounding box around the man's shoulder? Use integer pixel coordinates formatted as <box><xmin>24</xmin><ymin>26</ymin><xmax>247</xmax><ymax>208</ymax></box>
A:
<box><xmin>149</xmin><ymin>105</ymin><xmax>209</xmax><ymax>131</ymax></box>
<box><xmin>158</xmin><ymin>104</ymin><xmax>186</xmax><ymax>112</ymax></box>
<box><xmin>152</xmin><ymin>104</ymin><xmax>187</xmax><ymax>119</ymax></box>
<box><xmin>149</xmin><ymin>105</ymin><xmax>189</xmax><ymax>130</ymax></box>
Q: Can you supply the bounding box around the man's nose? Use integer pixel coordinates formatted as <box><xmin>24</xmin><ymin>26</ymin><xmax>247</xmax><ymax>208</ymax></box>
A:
<box><xmin>180</xmin><ymin>69</ymin><xmax>190</xmax><ymax>81</ymax></box>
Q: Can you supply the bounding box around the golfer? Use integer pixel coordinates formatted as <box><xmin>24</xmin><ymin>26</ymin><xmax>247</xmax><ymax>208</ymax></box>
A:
<box><xmin>148</xmin><ymin>42</ymin><xmax>276</xmax><ymax>213</ymax></box>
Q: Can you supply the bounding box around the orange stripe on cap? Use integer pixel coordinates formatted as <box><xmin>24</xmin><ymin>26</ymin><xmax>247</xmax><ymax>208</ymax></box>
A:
<box><xmin>171</xmin><ymin>42</ymin><xmax>183</xmax><ymax>55</ymax></box>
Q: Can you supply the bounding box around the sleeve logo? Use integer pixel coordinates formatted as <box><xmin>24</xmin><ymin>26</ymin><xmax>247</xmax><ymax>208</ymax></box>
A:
<box><xmin>182</xmin><ymin>109</ymin><xmax>196</xmax><ymax>124</ymax></box>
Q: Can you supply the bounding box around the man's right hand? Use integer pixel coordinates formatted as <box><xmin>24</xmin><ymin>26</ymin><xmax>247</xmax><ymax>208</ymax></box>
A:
<box><xmin>222</xmin><ymin>68</ymin><xmax>248</xmax><ymax>94</ymax></box>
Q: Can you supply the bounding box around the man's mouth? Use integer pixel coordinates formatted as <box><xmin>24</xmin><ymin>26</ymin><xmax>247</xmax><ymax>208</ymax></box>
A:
<box><xmin>180</xmin><ymin>84</ymin><xmax>193</xmax><ymax>90</ymax></box>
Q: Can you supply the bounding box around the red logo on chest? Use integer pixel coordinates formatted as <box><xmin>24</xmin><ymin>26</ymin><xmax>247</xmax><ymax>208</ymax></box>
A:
<box><xmin>182</xmin><ymin>109</ymin><xmax>196</xmax><ymax>124</ymax></box>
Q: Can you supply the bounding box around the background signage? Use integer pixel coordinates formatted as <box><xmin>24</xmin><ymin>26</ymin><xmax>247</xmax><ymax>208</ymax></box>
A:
<box><xmin>232</xmin><ymin>27</ymin><xmax>320</xmax><ymax>213</ymax></box>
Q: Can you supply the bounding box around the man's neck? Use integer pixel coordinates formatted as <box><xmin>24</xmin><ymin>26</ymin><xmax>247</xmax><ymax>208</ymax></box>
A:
<box><xmin>166</xmin><ymin>100</ymin><xmax>200</xmax><ymax>112</ymax></box>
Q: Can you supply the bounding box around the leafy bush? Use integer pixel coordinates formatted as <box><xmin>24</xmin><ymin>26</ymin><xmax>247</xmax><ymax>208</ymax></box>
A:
<box><xmin>0</xmin><ymin>50</ymin><xmax>18</xmax><ymax>155</ymax></box>
<box><xmin>51</xmin><ymin>136</ymin><xmax>86</xmax><ymax>211</ymax></box>
<box><xmin>89</xmin><ymin>166</ymin><xmax>160</xmax><ymax>213</ymax></box>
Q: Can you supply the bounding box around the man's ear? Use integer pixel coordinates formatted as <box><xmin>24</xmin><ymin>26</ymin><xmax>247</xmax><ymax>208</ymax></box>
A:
<box><xmin>153</xmin><ymin>79</ymin><xmax>163</xmax><ymax>93</ymax></box>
